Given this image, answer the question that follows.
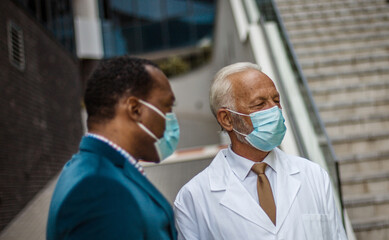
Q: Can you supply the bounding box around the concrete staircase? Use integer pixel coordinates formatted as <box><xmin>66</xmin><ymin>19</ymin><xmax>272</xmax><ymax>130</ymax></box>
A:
<box><xmin>274</xmin><ymin>0</ymin><xmax>389</xmax><ymax>239</ymax></box>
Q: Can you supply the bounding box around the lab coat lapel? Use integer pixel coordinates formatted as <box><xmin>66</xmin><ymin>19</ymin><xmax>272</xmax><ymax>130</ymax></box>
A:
<box><xmin>210</xmin><ymin>150</ymin><xmax>276</xmax><ymax>234</ymax></box>
<box><xmin>274</xmin><ymin>148</ymin><xmax>301</xmax><ymax>232</ymax></box>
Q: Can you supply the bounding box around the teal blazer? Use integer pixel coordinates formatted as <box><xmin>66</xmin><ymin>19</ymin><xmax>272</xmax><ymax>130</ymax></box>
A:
<box><xmin>47</xmin><ymin>136</ymin><xmax>177</xmax><ymax>240</ymax></box>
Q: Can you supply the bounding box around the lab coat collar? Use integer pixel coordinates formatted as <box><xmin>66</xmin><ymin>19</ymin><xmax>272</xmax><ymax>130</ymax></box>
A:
<box><xmin>208</xmin><ymin>149</ymin><xmax>231</xmax><ymax>191</ymax></box>
<box><xmin>225</xmin><ymin>145</ymin><xmax>255</xmax><ymax>181</ymax></box>
<box><xmin>263</xmin><ymin>150</ymin><xmax>277</xmax><ymax>173</ymax></box>
<box><xmin>208</xmin><ymin>147</ymin><xmax>301</xmax><ymax>234</ymax></box>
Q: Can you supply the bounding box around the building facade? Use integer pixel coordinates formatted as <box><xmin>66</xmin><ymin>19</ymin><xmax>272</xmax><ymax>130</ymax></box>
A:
<box><xmin>0</xmin><ymin>0</ymin><xmax>216</xmax><ymax>233</ymax></box>
<box><xmin>0</xmin><ymin>0</ymin><xmax>82</xmax><ymax>231</ymax></box>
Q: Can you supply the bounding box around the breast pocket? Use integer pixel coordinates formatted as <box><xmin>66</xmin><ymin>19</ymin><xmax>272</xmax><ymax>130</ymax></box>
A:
<box><xmin>302</xmin><ymin>214</ymin><xmax>332</xmax><ymax>240</ymax></box>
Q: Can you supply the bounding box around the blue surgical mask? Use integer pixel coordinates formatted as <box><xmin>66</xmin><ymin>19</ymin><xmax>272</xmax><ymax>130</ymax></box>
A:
<box><xmin>137</xmin><ymin>99</ymin><xmax>180</xmax><ymax>162</ymax></box>
<box><xmin>227</xmin><ymin>106</ymin><xmax>286</xmax><ymax>152</ymax></box>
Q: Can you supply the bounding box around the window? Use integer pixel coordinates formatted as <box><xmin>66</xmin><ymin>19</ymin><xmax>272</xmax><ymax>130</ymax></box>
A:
<box><xmin>7</xmin><ymin>21</ymin><xmax>25</xmax><ymax>71</ymax></box>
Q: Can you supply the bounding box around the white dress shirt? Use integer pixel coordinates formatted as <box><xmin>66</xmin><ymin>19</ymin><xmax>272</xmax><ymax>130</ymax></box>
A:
<box><xmin>225</xmin><ymin>145</ymin><xmax>277</xmax><ymax>205</ymax></box>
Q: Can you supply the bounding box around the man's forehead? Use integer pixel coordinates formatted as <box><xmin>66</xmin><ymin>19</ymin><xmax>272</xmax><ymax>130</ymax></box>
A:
<box><xmin>145</xmin><ymin>66</ymin><xmax>175</xmax><ymax>104</ymax></box>
<box><xmin>230</xmin><ymin>69</ymin><xmax>276</xmax><ymax>91</ymax></box>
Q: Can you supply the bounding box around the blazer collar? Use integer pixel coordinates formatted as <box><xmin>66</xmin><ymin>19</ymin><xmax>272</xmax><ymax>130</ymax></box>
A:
<box><xmin>208</xmin><ymin>148</ymin><xmax>301</xmax><ymax>234</ymax></box>
<box><xmin>79</xmin><ymin>136</ymin><xmax>176</xmax><ymax>239</ymax></box>
<box><xmin>79</xmin><ymin>136</ymin><xmax>126</xmax><ymax>167</ymax></box>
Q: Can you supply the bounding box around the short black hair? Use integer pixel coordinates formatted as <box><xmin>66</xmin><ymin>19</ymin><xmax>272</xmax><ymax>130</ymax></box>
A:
<box><xmin>84</xmin><ymin>56</ymin><xmax>159</xmax><ymax>124</ymax></box>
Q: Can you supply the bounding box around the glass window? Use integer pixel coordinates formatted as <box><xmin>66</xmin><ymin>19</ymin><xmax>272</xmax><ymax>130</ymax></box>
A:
<box><xmin>141</xmin><ymin>22</ymin><xmax>164</xmax><ymax>52</ymax></box>
<box><xmin>101</xmin><ymin>0</ymin><xmax>215</xmax><ymax>56</ymax></box>
<box><xmin>11</xmin><ymin>0</ymin><xmax>76</xmax><ymax>54</ymax></box>
<box><xmin>166</xmin><ymin>0</ymin><xmax>189</xmax><ymax>18</ymax></box>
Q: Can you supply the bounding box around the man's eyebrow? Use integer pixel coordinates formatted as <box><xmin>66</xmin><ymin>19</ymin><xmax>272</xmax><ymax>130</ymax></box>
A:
<box><xmin>251</xmin><ymin>93</ymin><xmax>279</xmax><ymax>101</ymax></box>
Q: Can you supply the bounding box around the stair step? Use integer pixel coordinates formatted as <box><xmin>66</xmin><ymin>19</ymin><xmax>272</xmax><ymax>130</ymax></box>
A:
<box><xmin>276</xmin><ymin>0</ymin><xmax>386</xmax><ymax>6</ymax></box>
<box><xmin>294</xmin><ymin>39</ymin><xmax>389</xmax><ymax>56</ymax></box>
<box><xmin>295</xmin><ymin>39</ymin><xmax>389</xmax><ymax>59</ymax></box>
<box><xmin>344</xmin><ymin>193</ymin><xmax>389</xmax><ymax>219</ymax></box>
<box><xmin>312</xmin><ymin>81</ymin><xmax>389</xmax><ymax>95</ymax></box>
<box><xmin>283</xmin><ymin>10</ymin><xmax>389</xmax><ymax>30</ymax></box>
<box><xmin>307</xmin><ymin>71</ymin><xmax>389</xmax><ymax>89</ymax></box>
<box><xmin>352</xmin><ymin>216</ymin><xmax>389</xmax><ymax>240</ymax></box>
<box><xmin>303</xmin><ymin>59</ymin><xmax>389</xmax><ymax>77</ymax></box>
<box><xmin>300</xmin><ymin>52</ymin><xmax>389</xmax><ymax>69</ymax></box>
<box><xmin>324</xmin><ymin>114</ymin><xmax>389</xmax><ymax>150</ymax></box>
<box><xmin>332</xmin><ymin>132</ymin><xmax>389</xmax><ymax>159</ymax></box>
<box><xmin>324</xmin><ymin>113</ymin><xmax>389</xmax><ymax>127</ymax></box>
<box><xmin>292</xmin><ymin>30</ymin><xmax>389</xmax><ymax>48</ymax></box>
<box><xmin>289</xmin><ymin>21</ymin><xmax>389</xmax><ymax>40</ymax></box>
<box><xmin>277</xmin><ymin>0</ymin><xmax>381</xmax><ymax>3</ymax></box>
<box><xmin>296</xmin><ymin>42</ymin><xmax>389</xmax><ymax>59</ymax></box>
<box><xmin>318</xmin><ymin>97</ymin><xmax>389</xmax><ymax>111</ymax></box>
<box><xmin>277</xmin><ymin>0</ymin><xmax>385</xmax><ymax>13</ymax></box>
<box><xmin>305</xmin><ymin>66</ymin><xmax>389</xmax><ymax>82</ymax></box>
<box><xmin>326</xmin><ymin>120</ymin><xmax>389</xmax><ymax>139</ymax></box>
<box><xmin>312</xmin><ymin>82</ymin><xmax>389</xmax><ymax>103</ymax></box>
<box><xmin>280</xmin><ymin>4</ymin><xmax>388</xmax><ymax>22</ymax></box>
<box><xmin>320</xmin><ymin>104</ymin><xmax>389</xmax><ymax>124</ymax></box>
<box><xmin>342</xmin><ymin>170</ymin><xmax>389</xmax><ymax>184</ymax></box>
<box><xmin>332</xmin><ymin>130</ymin><xmax>389</xmax><ymax>145</ymax></box>
<box><xmin>341</xmin><ymin>169</ymin><xmax>389</xmax><ymax>196</ymax></box>
<box><xmin>338</xmin><ymin>151</ymin><xmax>389</xmax><ymax>177</ymax></box>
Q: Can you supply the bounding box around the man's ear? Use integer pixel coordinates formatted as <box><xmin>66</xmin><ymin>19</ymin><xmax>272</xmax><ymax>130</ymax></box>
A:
<box><xmin>217</xmin><ymin>109</ymin><xmax>233</xmax><ymax>132</ymax></box>
<box><xmin>125</xmin><ymin>96</ymin><xmax>142</xmax><ymax>121</ymax></box>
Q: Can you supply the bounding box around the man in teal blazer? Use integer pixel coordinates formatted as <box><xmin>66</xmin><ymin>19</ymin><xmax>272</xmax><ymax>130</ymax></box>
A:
<box><xmin>47</xmin><ymin>57</ymin><xmax>178</xmax><ymax>240</ymax></box>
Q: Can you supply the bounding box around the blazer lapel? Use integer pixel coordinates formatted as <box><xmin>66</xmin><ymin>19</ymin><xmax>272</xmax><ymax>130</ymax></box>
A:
<box><xmin>274</xmin><ymin>149</ymin><xmax>301</xmax><ymax>232</ymax></box>
<box><xmin>210</xmin><ymin>150</ymin><xmax>276</xmax><ymax>234</ymax></box>
<box><xmin>123</xmin><ymin>161</ymin><xmax>176</xmax><ymax>238</ymax></box>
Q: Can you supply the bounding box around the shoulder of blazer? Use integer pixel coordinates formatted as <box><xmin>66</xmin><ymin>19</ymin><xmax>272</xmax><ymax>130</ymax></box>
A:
<box><xmin>78</xmin><ymin>136</ymin><xmax>127</xmax><ymax>167</ymax></box>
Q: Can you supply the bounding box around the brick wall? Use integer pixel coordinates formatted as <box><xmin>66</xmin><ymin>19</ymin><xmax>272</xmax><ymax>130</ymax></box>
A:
<box><xmin>0</xmin><ymin>0</ymin><xmax>82</xmax><ymax>231</ymax></box>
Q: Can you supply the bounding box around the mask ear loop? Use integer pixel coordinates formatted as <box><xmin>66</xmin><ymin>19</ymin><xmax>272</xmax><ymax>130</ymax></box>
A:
<box><xmin>225</xmin><ymin>109</ymin><xmax>250</xmax><ymax>136</ymax></box>
<box><xmin>232</xmin><ymin>128</ymin><xmax>248</xmax><ymax>137</ymax></box>
<box><xmin>137</xmin><ymin>122</ymin><xmax>158</xmax><ymax>141</ymax></box>
<box><xmin>137</xmin><ymin>99</ymin><xmax>166</xmax><ymax>141</ymax></box>
<box><xmin>226</xmin><ymin>108</ymin><xmax>250</xmax><ymax>117</ymax></box>
<box><xmin>138</xmin><ymin>99</ymin><xmax>166</xmax><ymax>119</ymax></box>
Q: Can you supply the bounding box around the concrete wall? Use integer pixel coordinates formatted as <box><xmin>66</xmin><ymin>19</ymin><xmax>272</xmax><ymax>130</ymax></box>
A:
<box><xmin>144</xmin><ymin>157</ymin><xmax>213</xmax><ymax>204</ymax></box>
<box><xmin>169</xmin><ymin>0</ymin><xmax>257</xmax><ymax>149</ymax></box>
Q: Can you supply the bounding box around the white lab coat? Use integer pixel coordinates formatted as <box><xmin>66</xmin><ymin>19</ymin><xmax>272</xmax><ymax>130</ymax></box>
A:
<box><xmin>174</xmin><ymin>148</ymin><xmax>347</xmax><ymax>240</ymax></box>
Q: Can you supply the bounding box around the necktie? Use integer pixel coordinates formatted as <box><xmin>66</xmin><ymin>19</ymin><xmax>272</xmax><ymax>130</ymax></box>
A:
<box><xmin>252</xmin><ymin>163</ymin><xmax>276</xmax><ymax>225</ymax></box>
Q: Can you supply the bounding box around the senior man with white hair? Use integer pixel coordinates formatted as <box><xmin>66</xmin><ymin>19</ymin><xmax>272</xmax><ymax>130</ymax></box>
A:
<box><xmin>174</xmin><ymin>62</ymin><xmax>347</xmax><ymax>240</ymax></box>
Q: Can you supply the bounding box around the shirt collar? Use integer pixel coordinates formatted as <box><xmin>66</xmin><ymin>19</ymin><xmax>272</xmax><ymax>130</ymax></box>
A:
<box><xmin>226</xmin><ymin>145</ymin><xmax>277</xmax><ymax>181</ymax></box>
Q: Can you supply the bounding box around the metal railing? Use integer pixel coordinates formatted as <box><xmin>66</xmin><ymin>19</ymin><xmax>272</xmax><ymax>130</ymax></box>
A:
<box><xmin>253</xmin><ymin>0</ymin><xmax>344</xmax><ymax>220</ymax></box>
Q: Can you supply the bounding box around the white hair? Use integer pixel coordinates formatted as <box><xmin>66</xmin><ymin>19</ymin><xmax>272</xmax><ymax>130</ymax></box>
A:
<box><xmin>209</xmin><ymin>62</ymin><xmax>262</xmax><ymax>116</ymax></box>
